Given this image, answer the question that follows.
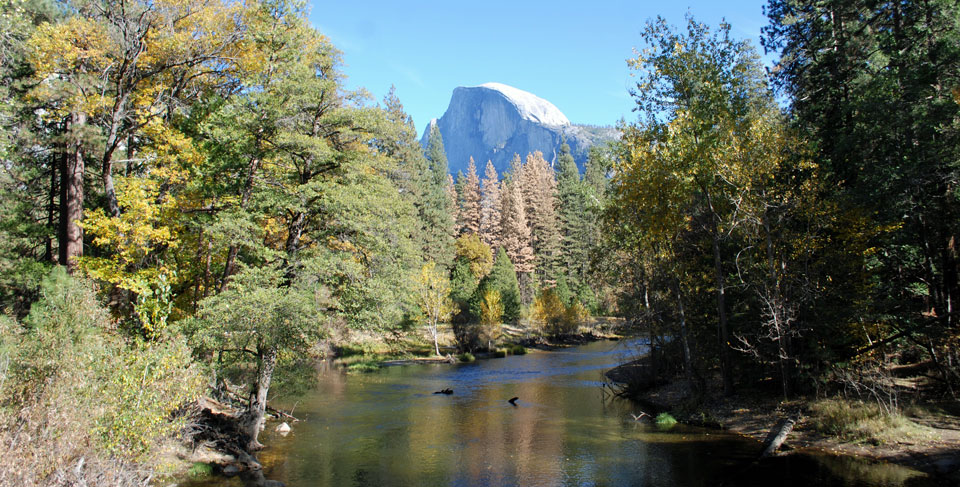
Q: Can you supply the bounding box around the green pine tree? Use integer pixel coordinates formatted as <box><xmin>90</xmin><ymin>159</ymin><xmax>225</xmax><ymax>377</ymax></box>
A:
<box><xmin>419</xmin><ymin>124</ymin><xmax>456</xmax><ymax>267</ymax></box>
<box><xmin>473</xmin><ymin>247</ymin><xmax>521</xmax><ymax>323</ymax></box>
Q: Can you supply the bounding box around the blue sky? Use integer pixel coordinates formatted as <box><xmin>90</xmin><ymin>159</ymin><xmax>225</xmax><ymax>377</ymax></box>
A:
<box><xmin>309</xmin><ymin>1</ymin><xmax>772</xmax><ymax>136</ymax></box>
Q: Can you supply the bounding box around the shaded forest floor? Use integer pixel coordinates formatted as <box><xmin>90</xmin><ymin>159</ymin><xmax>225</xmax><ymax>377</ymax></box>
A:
<box><xmin>609</xmin><ymin>367</ymin><xmax>960</xmax><ymax>483</ymax></box>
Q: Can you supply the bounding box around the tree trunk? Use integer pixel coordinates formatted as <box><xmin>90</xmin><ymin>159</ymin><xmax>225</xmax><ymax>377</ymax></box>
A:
<box><xmin>675</xmin><ymin>279</ymin><xmax>695</xmax><ymax>394</ymax></box>
<box><xmin>101</xmin><ymin>101</ymin><xmax>124</xmax><ymax>218</ymax></box>
<box><xmin>764</xmin><ymin>213</ymin><xmax>791</xmax><ymax>399</ymax></box>
<box><xmin>241</xmin><ymin>347</ymin><xmax>276</xmax><ymax>451</ymax></box>
<box><xmin>760</xmin><ymin>417</ymin><xmax>796</xmax><ymax>458</ymax></box>
<box><xmin>45</xmin><ymin>159</ymin><xmax>57</xmax><ymax>263</ymax></box>
<box><xmin>285</xmin><ymin>211</ymin><xmax>306</xmax><ymax>258</ymax></box>
<box><xmin>643</xmin><ymin>273</ymin><xmax>659</xmax><ymax>381</ymax></box>
<box><xmin>705</xmin><ymin>190</ymin><xmax>733</xmax><ymax>396</ymax></box>
<box><xmin>58</xmin><ymin>111</ymin><xmax>86</xmax><ymax>274</ymax></box>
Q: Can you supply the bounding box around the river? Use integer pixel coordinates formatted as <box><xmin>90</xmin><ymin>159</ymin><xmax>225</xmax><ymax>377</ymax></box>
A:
<box><xmin>183</xmin><ymin>339</ymin><xmax>935</xmax><ymax>486</ymax></box>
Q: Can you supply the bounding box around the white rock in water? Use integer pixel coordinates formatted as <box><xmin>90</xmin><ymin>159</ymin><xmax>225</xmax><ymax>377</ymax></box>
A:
<box><xmin>276</xmin><ymin>422</ymin><xmax>291</xmax><ymax>434</ymax></box>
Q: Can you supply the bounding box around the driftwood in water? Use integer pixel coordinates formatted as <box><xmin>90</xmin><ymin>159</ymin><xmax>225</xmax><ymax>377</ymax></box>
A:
<box><xmin>760</xmin><ymin>417</ymin><xmax>796</xmax><ymax>458</ymax></box>
<box><xmin>434</xmin><ymin>388</ymin><xmax>453</xmax><ymax>395</ymax></box>
<box><xmin>266</xmin><ymin>404</ymin><xmax>300</xmax><ymax>422</ymax></box>
<box><xmin>218</xmin><ymin>380</ymin><xmax>301</xmax><ymax>422</ymax></box>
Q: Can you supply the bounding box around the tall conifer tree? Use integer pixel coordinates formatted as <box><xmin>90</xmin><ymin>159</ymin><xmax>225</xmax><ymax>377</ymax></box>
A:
<box><xmin>446</xmin><ymin>173</ymin><xmax>460</xmax><ymax>236</ymax></box>
<box><xmin>459</xmin><ymin>157</ymin><xmax>482</xmax><ymax>235</ymax></box>
<box><xmin>479</xmin><ymin>160</ymin><xmax>502</xmax><ymax>250</ymax></box>
<box><xmin>500</xmin><ymin>178</ymin><xmax>534</xmax><ymax>276</ymax></box>
<box><xmin>556</xmin><ymin>141</ymin><xmax>587</xmax><ymax>287</ymax></box>
<box><xmin>520</xmin><ymin>151</ymin><xmax>561</xmax><ymax>284</ymax></box>
<box><xmin>420</xmin><ymin>124</ymin><xmax>456</xmax><ymax>267</ymax></box>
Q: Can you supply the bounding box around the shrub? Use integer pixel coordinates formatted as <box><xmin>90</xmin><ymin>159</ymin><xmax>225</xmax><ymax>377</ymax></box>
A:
<box><xmin>509</xmin><ymin>344</ymin><xmax>527</xmax><ymax>355</ymax></box>
<box><xmin>531</xmin><ymin>287</ymin><xmax>589</xmax><ymax>336</ymax></box>
<box><xmin>453</xmin><ymin>319</ymin><xmax>481</xmax><ymax>352</ymax></box>
<box><xmin>93</xmin><ymin>338</ymin><xmax>203</xmax><ymax>460</ymax></box>
<box><xmin>564</xmin><ymin>301</ymin><xmax>589</xmax><ymax>329</ymax></box>
<box><xmin>492</xmin><ymin>349</ymin><xmax>507</xmax><ymax>358</ymax></box>
<box><xmin>0</xmin><ymin>269</ymin><xmax>203</xmax><ymax>484</ymax></box>
<box><xmin>188</xmin><ymin>462</ymin><xmax>214</xmax><ymax>478</ymax></box>
<box><xmin>655</xmin><ymin>412</ymin><xmax>678</xmax><ymax>427</ymax></box>
<box><xmin>458</xmin><ymin>352</ymin><xmax>476</xmax><ymax>362</ymax></box>
<box><xmin>531</xmin><ymin>287</ymin><xmax>566</xmax><ymax>334</ymax></box>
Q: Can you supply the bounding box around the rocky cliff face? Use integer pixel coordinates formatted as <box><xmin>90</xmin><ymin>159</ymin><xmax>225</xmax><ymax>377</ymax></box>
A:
<box><xmin>421</xmin><ymin>83</ymin><xmax>617</xmax><ymax>175</ymax></box>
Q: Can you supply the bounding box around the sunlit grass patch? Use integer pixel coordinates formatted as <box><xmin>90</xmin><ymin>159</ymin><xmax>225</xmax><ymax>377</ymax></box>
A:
<box><xmin>187</xmin><ymin>462</ymin><xmax>213</xmax><ymax>478</ymax></box>
<box><xmin>810</xmin><ymin>399</ymin><xmax>937</xmax><ymax>445</ymax></box>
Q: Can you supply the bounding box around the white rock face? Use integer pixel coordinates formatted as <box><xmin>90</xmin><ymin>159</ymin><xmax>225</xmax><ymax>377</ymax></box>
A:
<box><xmin>421</xmin><ymin>83</ymin><xmax>617</xmax><ymax>176</ymax></box>
<box><xmin>476</xmin><ymin>83</ymin><xmax>570</xmax><ymax>127</ymax></box>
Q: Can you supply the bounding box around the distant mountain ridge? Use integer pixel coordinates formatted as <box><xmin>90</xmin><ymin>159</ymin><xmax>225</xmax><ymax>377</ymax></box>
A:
<box><xmin>421</xmin><ymin>83</ymin><xmax>618</xmax><ymax>175</ymax></box>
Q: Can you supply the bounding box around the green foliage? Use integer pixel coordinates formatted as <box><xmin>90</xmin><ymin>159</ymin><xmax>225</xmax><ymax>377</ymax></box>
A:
<box><xmin>93</xmin><ymin>338</ymin><xmax>202</xmax><ymax>460</ymax></box>
<box><xmin>2</xmin><ymin>269</ymin><xmax>202</xmax><ymax>471</ymax></box>
<box><xmin>19</xmin><ymin>268</ymin><xmax>111</xmax><ymax>367</ymax></box>
<box><xmin>509</xmin><ymin>344</ymin><xmax>527</xmax><ymax>355</ymax></box>
<box><xmin>188</xmin><ymin>462</ymin><xmax>214</xmax><ymax>478</ymax></box>
<box><xmin>449</xmin><ymin>257</ymin><xmax>479</xmax><ymax>317</ymax></box>
<box><xmin>474</xmin><ymin>248</ymin><xmax>521</xmax><ymax>322</ymax></box>
<box><xmin>452</xmin><ymin>320</ymin><xmax>481</xmax><ymax>353</ymax></box>
<box><xmin>133</xmin><ymin>272</ymin><xmax>175</xmax><ymax>339</ymax></box>
<box><xmin>458</xmin><ymin>352</ymin><xmax>475</xmax><ymax>363</ymax></box>
<box><xmin>655</xmin><ymin>412</ymin><xmax>678</xmax><ymax>428</ymax></box>
<box><xmin>418</xmin><ymin>124</ymin><xmax>456</xmax><ymax>267</ymax></box>
<box><xmin>554</xmin><ymin>276</ymin><xmax>573</xmax><ymax>306</ymax></box>
<box><xmin>759</xmin><ymin>0</ymin><xmax>960</xmax><ymax>390</ymax></box>
<box><xmin>189</xmin><ymin>265</ymin><xmax>324</xmax><ymax>364</ymax></box>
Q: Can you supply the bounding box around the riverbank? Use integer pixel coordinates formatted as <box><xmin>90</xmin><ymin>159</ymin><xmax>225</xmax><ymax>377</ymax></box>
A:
<box><xmin>605</xmin><ymin>363</ymin><xmax>960</xmax><ymax>484</ymax></box>
<box><xmin>331</xmin><ymin>317</ymin><xmax>627</xmax><ymax>372</ymax></box>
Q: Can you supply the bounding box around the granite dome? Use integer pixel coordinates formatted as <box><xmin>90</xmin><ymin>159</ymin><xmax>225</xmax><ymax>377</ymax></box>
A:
<box><xmin>421</xmin><ymin>83</ymin><xmax>616</xmax><ymax>175</ymax></box>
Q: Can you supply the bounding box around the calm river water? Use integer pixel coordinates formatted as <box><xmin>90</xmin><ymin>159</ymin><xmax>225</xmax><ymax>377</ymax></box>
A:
<box><xmin>183</xmin><ymin>339</ymin><xmax>936</xmax><ymax>487</ymax></box>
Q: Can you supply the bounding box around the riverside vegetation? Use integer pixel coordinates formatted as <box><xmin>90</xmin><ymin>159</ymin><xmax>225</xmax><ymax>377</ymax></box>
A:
<box><xmin>1</xmin><ymin>0</ymin><xmax>959</xmax><ymax>484</ymax></box>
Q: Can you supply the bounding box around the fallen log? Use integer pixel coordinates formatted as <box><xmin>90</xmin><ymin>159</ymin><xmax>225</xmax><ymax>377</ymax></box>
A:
<box><xmin>217</xmin><ymin>381</ymin><xmax>301</xmax><ymax>422</ymax></box>
<box><xmin>759</xmin><ymin>417</ymin><xmax>796</xmax><ymax>458</ymax></box>
<box><xmin>266</xmin><ymin>404</ymin><xmax>301</xmax><ymax>422</ymax></box>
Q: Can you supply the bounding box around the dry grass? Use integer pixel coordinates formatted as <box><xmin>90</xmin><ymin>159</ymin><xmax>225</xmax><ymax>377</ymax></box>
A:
<box><xmin>809</xmin><ymin>398</ymin><xmax>938</xmax><ymax>445</ymax></box>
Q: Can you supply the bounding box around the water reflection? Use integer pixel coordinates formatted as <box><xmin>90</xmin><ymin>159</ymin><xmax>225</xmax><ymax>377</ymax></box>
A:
<box><xmin>183</xmin><ymin>340</ymin><xmax>933</xmax><ymax>487</ymax></box>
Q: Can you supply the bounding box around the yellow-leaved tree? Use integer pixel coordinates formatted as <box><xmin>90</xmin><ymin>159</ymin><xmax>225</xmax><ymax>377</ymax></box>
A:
<box><xmin>415</xmin><ymin>261</ymin><xmax>455</xmax><ymax>356</ymax></box>
<box><xmin>27</xmin><ymin>0</ymin><xmax>242</xmax><ymax>274</ymax></box>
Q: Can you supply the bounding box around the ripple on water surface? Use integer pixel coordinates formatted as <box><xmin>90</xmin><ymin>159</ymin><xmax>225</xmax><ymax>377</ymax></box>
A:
<box><xmin>180</xmin><ymin>339</ymin><xmax>935</xmax><ymax>487</ymax></box>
